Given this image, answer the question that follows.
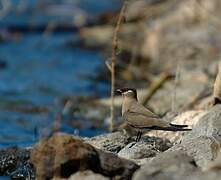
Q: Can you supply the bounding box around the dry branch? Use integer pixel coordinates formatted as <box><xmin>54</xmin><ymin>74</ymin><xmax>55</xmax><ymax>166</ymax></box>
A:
<box><xmin>109</xmin><ymin>0</ymin><xmax>128</xmax><ymax>132</ymax></box>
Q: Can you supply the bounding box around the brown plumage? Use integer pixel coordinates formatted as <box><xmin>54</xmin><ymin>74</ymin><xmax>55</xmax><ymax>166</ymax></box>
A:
<box><xmin>117</xmin><ymin>88</ymin><xmax>191</xmax><ymax>142</ymax></box>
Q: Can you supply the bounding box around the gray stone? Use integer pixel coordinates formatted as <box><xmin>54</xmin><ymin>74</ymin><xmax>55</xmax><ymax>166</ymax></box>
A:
<box><xmin>169</xmin><ymin>136</ymin><xmax>220</xmax><ymax>169</ymax></box>
<box><xmin>207</xmin><ymin>150</ymin><xmax>221</xmax><ymax>170</ymax></box>
<box><xmin>133</xmin><ymin>150</ymin><xmax>198</xmax><ymax>180</ymax></box>
<box><xmin>183</xmin><ymin>105</ymin><xmax>221</xmax><ymax>143</ymax></box>
<box><xmin>172</xmin><ymin>171</ymin><xmax>221</xmax><ymax>180</ymax></box>
<box><xmin>68</xmin><ymin>170</ymin><xmax>109</xmax><ymax>180</ymax></box>
<box><xmin>84</xmin><ymin>131</ymin><xmax>132</xmax><ymax>153</ymax></box>
<box><xmin>97</xmin><ymin>149</ymin><xmax>140</xmax><ymax>180</ymax></box>
<box><xmin>118</xmin><ymin>136</ymin><xmax>171</xmax><ymax>160</ymax></box>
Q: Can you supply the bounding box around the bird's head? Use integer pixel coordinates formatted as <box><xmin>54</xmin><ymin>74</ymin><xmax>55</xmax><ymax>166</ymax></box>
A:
<box><xmin>116</xmin><ymin>88</ymin><xmax>138</xmax><ymax>100</ymax></box>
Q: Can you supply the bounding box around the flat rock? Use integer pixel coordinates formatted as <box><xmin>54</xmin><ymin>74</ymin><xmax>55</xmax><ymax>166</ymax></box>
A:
<box><xmin>118</xmin><ymin>136</ymin><xmax>171</xmax><ymax>160</ymax></box>
<box><xmin>84</xmin><ymin>131</ymin><xmax>132</xmax><ymax>153</ymax></box>
<box><xmin>31</xmin><ymin>133</ymin><xmax>139</xmax><ymax>180</ymax></box>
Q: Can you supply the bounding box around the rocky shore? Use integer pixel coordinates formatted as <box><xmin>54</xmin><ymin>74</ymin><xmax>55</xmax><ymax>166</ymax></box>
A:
<box><xmin>2</xmin><ymin>104</ymin><xmax>221</xmax><ymax>179</ymax></box>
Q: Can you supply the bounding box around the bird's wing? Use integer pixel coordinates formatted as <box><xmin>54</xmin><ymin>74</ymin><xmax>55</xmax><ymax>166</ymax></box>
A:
<box><xmin>129</xmin><ymin>101</ymin><xmax>160</xmax><ymax>118</ymax></box>
<box><xmin>123</xmin><ymin>111</ymin><xmax>169</xmax><ymax>128</ymax></box>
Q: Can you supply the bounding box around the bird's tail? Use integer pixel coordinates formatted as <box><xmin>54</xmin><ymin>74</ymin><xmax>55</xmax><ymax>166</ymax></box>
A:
<box><xmin>169</xmin><ymin>123</ymin><xmax>188</xmax><ymax>128</ymax></box>
<box><xmin>149</xmin><ymin>126</ymin><xmax>191</xmax><ymax>131</ymax></box>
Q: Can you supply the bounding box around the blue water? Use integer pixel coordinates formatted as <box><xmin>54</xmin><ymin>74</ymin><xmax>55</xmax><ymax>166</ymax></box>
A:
<box><xmin>1</xmin><ymin>0</ymin><xmax>121</xmax><ymax>26</ymax></box>
<box><xmin>0</xmin><ymin>33</ymin><xmax>106</xmax><ymax>102</ymax></box>
<box><xmin>0</xmin><ymin>0</ymin><xmax>122</xmax><ymax>148</ymax></box>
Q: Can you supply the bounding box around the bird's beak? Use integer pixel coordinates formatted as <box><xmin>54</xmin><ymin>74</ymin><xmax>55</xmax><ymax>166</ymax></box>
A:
<box><xmin>115</xmin><ymin>89</ymin><xmax>122</xmax><ymax>95</ymax></box>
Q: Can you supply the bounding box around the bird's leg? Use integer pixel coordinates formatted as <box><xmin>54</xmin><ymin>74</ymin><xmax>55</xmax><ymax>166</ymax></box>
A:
<box><xmin>135</xmin><ymin>135</ymin><xmax>138</xmax><ymax>142</ymax></box>
<box><xmin>138</xmin><ymin>131</ymin><xmax>142</xmax><ymax>142</ymax></box>
<box><xmin>135</xmin><ymin>132</ymin><xmax>140</xmax><ymax>142</ymax></box>
<box><xmin>129</xmin><ymin>131</ymin><xmax>142</xmax><ymax>148</ymax></box>
<box><xmin>136</xmin><ymin>131</ymin><xmax>142</xmax><ymax>142</ymax></box>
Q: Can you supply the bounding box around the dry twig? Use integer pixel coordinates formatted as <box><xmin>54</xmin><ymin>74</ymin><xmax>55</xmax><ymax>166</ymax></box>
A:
<box><xmin>108</xmin><ymin>0</ymin><xmax>128</xmax><ymax>132</ymax></box>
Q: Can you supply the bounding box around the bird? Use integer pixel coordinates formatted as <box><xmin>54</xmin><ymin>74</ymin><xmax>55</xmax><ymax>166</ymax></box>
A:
<box><xmin>117</xmin><ymin>88</ymin><xmax>191</xmax><ymax>142</ymax></box>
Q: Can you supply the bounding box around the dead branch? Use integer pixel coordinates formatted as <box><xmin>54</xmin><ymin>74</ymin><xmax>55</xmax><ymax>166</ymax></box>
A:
<box><xmin>109</xmin><ymin>0</ymin><xmax>128</xmax><ymax>132</ymax></box>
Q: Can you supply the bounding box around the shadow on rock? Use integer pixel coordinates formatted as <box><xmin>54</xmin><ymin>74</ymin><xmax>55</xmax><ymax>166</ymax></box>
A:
<box><xmin>30</xmin><ymin>133</ymin><xmax>139</xmax><ymax>179</ymax></box>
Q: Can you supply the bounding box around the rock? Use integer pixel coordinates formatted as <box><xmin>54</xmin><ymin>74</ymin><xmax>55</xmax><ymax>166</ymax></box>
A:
<box><xmin>31</xmin><ymin>133</ymin><xmax>99</xmax><ymax>179</ymax></box>
<box><xmin>170</xmin><ymin>156</ymin><xmax>221</xmax><ymax>180</ymax></box>
<box><xmin>118</xmin><ymin>136</ymin><xmax>172</xmax><ymax>160</ymax></box>
<box><xmin>207</xmin><ymin>150</ymin><xmax>221</xmax><ymax>170</ymax></box>
<box><xmin>84</xmin><ymin>131</ymin><xmax>132</xmax><ymax>153</ymax></box>
<box><xmin>169</xmin><ymin>136</ymin><xmax>220</xmax><ymax>169</ymax></box>
<box><xmin>162</xmin><ymin>106</ymin><xmax>221</xmax><ymax>169</ymax></box>
<box><xmin>132</xmin><ymin>134</ymin><xmax>220</xmax><ymax>179</ymax></box>
<box><xmin>0</xmin><ymin>147</ymin><xmax>35</xmax><ymax>179</ymax></box>
<box><xmin>188</xmin><ymin>171</ymin><xmax>221</xmax><ymax>180</ymax></box>
<box><xmin>186</xmin><ymin>150</ymin><xmax>221</xmax><ymax>180</ymax></box>
<box><xmin>163</xmin><ymin>171</ymin><xmax>221</xmax><ymax>180</ymax></box>
<box><xmin>141</xmin><ymin>0</ymin><xmax>221</xmax><ymax>61</ymax></box>
<box><xmin>98</xmin><ymin>149</ymin><xmax>139</xmax><ymax>179</ymax></box>
<box><xmin>31</xmin><ymin>133</ymin><xmax>139</xmax><ymax>179</ymax></box>
<box><xmin>133</xmin><ymin>150</ymin><xmax>198</xmax><ymax>180</ymax></box>
<box><xmin>183</xmin><ymin>105</ymin><xmax>221</xmax><ymax>143</ymax></box>
<box><xmin>196</xmin><ymin>95</ymin><xmax>214</xmax><ymax>110</ymax></box>
<box><xmin>68</xmin><ymin>170</ymin><xmax>109</xmax><ymax>180</ymax></box>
